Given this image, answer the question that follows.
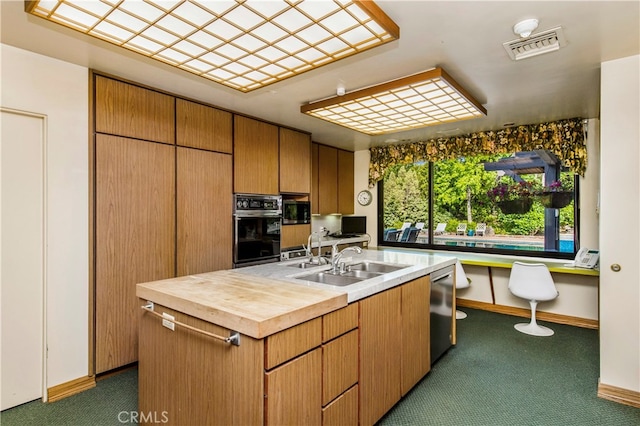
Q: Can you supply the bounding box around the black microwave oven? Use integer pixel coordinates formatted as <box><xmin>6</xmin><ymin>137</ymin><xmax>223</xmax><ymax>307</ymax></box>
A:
<box><xmin>283</xmin><ymin>200</ymin><xmax>311</xmax><ymax>225</ymax></box>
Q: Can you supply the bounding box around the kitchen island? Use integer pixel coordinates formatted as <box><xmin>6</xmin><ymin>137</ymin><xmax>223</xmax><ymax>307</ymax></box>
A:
<box><xmin>136</xmin><ymin>249</ymin><xmax>456</xmax><ymax>425</ymax></box>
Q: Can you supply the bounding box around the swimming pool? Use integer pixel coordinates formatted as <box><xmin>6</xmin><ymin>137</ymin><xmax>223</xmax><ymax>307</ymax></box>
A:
<box><xmin>444</xmin><ymin>239</ymin><xmax>574</xmax><ymax>253</ymax></box>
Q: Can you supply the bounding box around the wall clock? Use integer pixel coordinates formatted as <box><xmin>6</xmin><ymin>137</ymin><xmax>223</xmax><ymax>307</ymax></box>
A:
<box><xmin>357</xmin><ymin>189</ymin><xmax>373</xmax><ymax>206</ymax></box>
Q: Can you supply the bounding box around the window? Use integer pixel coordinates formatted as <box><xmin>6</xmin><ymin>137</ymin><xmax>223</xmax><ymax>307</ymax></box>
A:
<box><xmin>379</xmin><ymin>151</ymin><xmax>577</xmax><ymax>259</ymax></box>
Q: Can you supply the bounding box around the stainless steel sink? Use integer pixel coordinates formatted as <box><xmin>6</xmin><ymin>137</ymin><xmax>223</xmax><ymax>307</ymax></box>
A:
<box><xmin>350</xmin><ymin>262</ymin><xmax>406</xmax><ymax>273</ymax></box>
<box><xmin>297</xmin><ymin>271</ymin><xmax>363</xmax><ymax>286</ymax></box>
<box><xmin>340</xmin><ymin>270</ymin><xmax>382</xmax><ymax>279</ymax></box>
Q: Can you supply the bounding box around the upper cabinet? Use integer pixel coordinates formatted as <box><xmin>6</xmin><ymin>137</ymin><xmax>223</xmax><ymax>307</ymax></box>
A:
<box><xmin>279</xmin><ymin>128</ymin><xmax>311</xmax><ymax>194</ymax></box>
<box><xmin>234</xmin><ymin>115</ymin><xmax>279</xmax><ymax>195</ymax></box>
<box><xmin>176</xmin><ymin>99</ymin><xmax>232</xmax><ymax>153</ymax></box>
<box><xmin>338</xmin><ymin>150</ymin><xmax>355</xmax><ymax>215</ymax></box>
<box><xmin>313</xmin><ymin>143</ymin><xmax>354</xmax><ymax>215</ymax></box>
<box><xmin>94</xmin><ymin>75</ymin><xmax>174</xmax><ymax>144</ymax></box>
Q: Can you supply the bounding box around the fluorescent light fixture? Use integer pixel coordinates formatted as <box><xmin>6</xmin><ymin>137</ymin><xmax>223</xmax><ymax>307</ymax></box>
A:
<box><xmin>26</xmin><ymin>0</ymin><xmax>399</xmax><ymax>93</ymax></box>
<box><xmin>301</xmin><ymin>67</ymin><xmax>486</xmax><ymax>135</ymax></box>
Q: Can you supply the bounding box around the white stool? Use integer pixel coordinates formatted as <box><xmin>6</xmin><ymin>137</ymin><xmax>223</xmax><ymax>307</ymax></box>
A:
<box><xmin>454</xmin><ymin>260</ymin><xmax>470</xmax><ymax>319</ymax></box>
<box><xmin>508</xmin><ymin>262</ymin><xmax>559</xmax><ymax>336</ymax></box>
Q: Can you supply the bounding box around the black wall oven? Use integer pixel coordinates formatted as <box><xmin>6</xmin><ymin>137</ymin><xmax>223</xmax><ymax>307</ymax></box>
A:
<box><xmin>233</xmin><ymin>194</ymin><xmax>282</xmax><ymax>267</ymax></box>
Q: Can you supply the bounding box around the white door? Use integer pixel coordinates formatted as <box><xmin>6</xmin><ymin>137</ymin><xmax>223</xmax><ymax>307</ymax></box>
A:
<box><xmin>0</xmin><ymin>108</ymin><xmax>46</xmax><ymax>410</ymax></box>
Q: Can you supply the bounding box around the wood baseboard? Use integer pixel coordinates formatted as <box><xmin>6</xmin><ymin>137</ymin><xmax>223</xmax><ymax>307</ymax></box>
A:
<box><xmin>598</xmin><ymin>381</ymin><xmax>640</xmax><ymax>408</ymax></box>
<box><xmin>47</xmin><ymin>375</ymin><xmax>96</xmax><ymax>402</ymax></box>
<box><xmin>457</xmin><ymin>299</ymin><xmax>599</xmax><ymax>329</ymax></box>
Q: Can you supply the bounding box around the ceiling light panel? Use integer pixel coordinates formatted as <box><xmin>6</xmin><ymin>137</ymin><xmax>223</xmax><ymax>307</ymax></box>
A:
<box><xmin>26</xmin><ymin>0</ymin><xmax>399</xmax><ymax>92</ymax></box>
<box><xmin>301</xmin><ymin>68</ymin><xmax>486</xmax><ymax>135</ymax></box>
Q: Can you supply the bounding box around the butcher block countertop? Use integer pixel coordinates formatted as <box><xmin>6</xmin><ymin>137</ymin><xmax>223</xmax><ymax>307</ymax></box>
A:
<box><xmin>137</xmin><ymin>270</ymin><xmax>347</xmax><ymax>339</ymax></box>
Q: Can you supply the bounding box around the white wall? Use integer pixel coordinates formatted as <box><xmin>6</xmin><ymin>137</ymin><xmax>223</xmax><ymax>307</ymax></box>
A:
<box><xmin>354</xmin><ymin>150</ymin><xmax>378</xmax><ymax>246</ymax></box>
<box><xmin>0</xmin><ymin>44</ymin><xmax>89</xmax><ymax>388</ymax></box>
<box><xmin>599</xmin><ymin>54</ymin><xmax>640</xmax><ymax>393</ymax></box>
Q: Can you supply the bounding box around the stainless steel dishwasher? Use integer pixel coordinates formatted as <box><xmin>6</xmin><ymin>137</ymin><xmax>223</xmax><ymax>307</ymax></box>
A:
<box><xmin>430</xmin><ymin>265</ymin><xmax>455</xmax><ymax>364</ymax></box>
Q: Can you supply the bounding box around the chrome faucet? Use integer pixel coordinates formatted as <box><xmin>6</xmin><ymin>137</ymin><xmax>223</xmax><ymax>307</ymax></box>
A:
<box><xmin>331</xmin><ymin>242</ymin><xmax>363</xmax><ymax>274</ymax></box>
<box><xmin>306</xmin><ymin>227</ymin><xmax>328</xmax><ymax>265</ymax></box>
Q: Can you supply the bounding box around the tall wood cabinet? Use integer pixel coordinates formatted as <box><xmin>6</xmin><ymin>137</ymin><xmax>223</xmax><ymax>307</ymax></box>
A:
<box><xmin>93</xmin><ymin>73</ymin><xmax>234</xmax><ymax>374</ymax></box>
<box><xmin>234</xmin><ymin>115</ymin><xmax>279</xmax><ymax>195</ymax></box>
<box><xmin>177</xmin><ymin>148</ymin><xmax>232</xmax><ymax>275</ymax></box>
<box><xmin>337</xmin><ymin>150</ymin><xmax>354</xmax><ymax>215</ymax></box>
<box><xmin>95</xmin><ymin>135</ymin><xmax>175</xmax><ymax>373</ymax></box>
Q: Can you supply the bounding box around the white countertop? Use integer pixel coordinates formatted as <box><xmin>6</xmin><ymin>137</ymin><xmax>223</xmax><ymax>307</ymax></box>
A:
<box><xmin>235</xmin><ymin>249</ymin><xmax>457</xmax><ymax>303</ymax></box>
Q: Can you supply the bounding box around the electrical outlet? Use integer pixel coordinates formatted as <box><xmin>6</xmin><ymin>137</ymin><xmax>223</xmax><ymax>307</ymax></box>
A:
<box><xmin>162</xmin><ymin>312</ymin><xmax>175</xmax><ymax>331</ymax></box>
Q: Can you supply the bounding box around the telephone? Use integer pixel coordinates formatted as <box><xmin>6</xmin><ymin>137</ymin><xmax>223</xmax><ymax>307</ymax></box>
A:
<box><xmin>570</xmin><ymin>248</ymin><xmax>600</xmax><ymax>269</ymax></box>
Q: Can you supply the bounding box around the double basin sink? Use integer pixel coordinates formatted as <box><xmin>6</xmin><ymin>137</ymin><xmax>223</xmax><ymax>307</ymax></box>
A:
<box><xmin>290</xmin><ymin>260</ymin><xmax>407</xmax><ymax>287</ymax></box>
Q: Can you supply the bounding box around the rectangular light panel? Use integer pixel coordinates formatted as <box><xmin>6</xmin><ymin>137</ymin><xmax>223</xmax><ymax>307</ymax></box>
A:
<box><xmin>26</xmin><ymin>0</ymin><xmax>399</xmax><ymax>92</ymax></box>
<box><xmin>301</xmin><ymin>68</ymin><xmax>487</xmax><ymax>135</ymax></box>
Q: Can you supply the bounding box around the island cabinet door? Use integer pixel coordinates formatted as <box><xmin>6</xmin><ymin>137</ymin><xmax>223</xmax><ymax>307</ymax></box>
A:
<box><xmin>359</xmin><ymin>286</ymin><xmax>402</xmax><ymax>426</ymax></box>
<box><xmin>138</xmin><ymin>304</ymin><xmax>264</xmax><ymax>426</ymax></box>
<box><xmin>400</xmin><ymin>275</ymin><xmax>431</xmax><ymax>395</ymax></box>
<box><xmin>264</xmin><ymin>348</ymin><xmax>322</xmax><ymax>426</ymax></box>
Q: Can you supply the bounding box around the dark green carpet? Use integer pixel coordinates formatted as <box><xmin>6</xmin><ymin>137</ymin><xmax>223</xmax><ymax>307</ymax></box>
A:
<box><xmin>379</xmin><ymin>309</ymin><xmax>640</xmax><ymax>426</ymax></box>
<box><xmin>1</xmin><ymin>309</ymin><xmax>638</xmax><ymax>425</ymax></box>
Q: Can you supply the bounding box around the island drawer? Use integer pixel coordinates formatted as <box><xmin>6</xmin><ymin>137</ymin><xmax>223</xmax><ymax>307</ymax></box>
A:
<box><xmin>265</xmin><ymin>317</ymin><xmax>322</xmax><ymax>369</ymax></box>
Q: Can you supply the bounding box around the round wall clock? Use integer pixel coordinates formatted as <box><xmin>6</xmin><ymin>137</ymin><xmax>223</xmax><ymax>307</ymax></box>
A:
<box><xmin>357</xmin><ymin>189</ymin><xmax>373</xmax><ymax>206</ymax></box>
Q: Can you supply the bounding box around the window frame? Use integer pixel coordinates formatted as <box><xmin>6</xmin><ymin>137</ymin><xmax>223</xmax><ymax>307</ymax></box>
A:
<box><xmin>376</xmin><ymin>160</ymin><xmax>579</xmax><ymax>260</ymax></box>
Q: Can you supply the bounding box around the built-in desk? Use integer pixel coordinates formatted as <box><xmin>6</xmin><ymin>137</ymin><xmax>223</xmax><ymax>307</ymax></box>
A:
<box><xmin>378</xmin><ymin>248</ymin><xmax>600</xmax><ymax>329</ymax></box>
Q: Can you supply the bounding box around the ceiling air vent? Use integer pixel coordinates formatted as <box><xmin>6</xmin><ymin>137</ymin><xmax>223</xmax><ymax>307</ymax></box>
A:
<box><xmin>503</xmin><ymin>27</ymin><xmax>567</xmax><ymax>61</ymax></box>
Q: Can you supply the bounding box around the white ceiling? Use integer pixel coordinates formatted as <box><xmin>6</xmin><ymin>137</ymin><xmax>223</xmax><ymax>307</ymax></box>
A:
<box><xmin>2</xmin><ymin>1</ymin><xmax>639</xmax><ymax>151</ymax></box>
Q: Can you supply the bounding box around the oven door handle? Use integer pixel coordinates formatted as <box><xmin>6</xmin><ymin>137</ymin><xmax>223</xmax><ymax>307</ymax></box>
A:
<box><xmin>234</xmin><ymin>212</ymin><xmax>282</xmax><ymax>218</ymax></box>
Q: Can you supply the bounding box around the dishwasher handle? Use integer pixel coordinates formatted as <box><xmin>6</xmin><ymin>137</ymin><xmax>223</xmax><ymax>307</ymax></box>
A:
<box><xmin>430</xmin><ymin>266</ymin><xmax>454</xmax><ymax>283</ymax></box>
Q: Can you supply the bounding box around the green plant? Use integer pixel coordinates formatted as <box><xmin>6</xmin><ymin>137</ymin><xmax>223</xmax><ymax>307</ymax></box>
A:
<box><xmin>487</xmin><ymin>180</ymin><xmax>540</xmax><ymax>202</ymax></box>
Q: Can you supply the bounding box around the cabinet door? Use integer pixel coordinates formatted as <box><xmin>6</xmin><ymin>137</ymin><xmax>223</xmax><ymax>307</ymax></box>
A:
<box><xmin>337</xmin><ymin>150</ymin><xmax>354</xmax><ymax>215</ymax></box>
<box><xmin>234</xmin><ymin>116</ymin><xmax>279</xmax><ymax>195</ymax></box>
<box><xmin>265</xmin><ymin>348</ymin><xmax>322</xmax><ymax>426</ymax></box>
<box><xmin>280</xmin><ymin>128</ymin><xmax>311</xmax><ymax>194</ymax></box>
<box><xmin>318</xmin><ymin>145</ymin><xmax>338</xmax><ymax>214</ymax></box>
<box><xmin>95</xmin><ymin>75</ymin><xmax>174</xmax><ymax>144</ymax></box>
<box><xmin>281</xmin><ymin>224</ymin><xmax>311</xmax><ymax>250</ymax></box>
<box><xmin>95</xmin><ymin>135</ymin><xmax>175</xmax><ymax>373</ymax></box>
<box><xmin>177</xmin><ymin>147</ymin><xmax>232</xmax><ymax>276</ymax></box>
<box><xmin>322</xmin><ymin>384</ymin><xmax>358</xmax><ymax>426</ymax></box>
<box><xmin>400</xmin><ymin>275</ymin><xmax>431</xmax><ymax>395</ymax></box>
<box><xmin>311</xmin><ymin>143</ymin><xmax>319</xmax><ymax>214</ymax></box>
<box><xmin>139</xmin><ymin>304</ymin><xmax>264</xmax><ymax>426</ymax></box>
<box><xmin>323</xmin><ymin>330</ymin><xmax>358</xmax><ymax>405</ymax></box>
<box><xmin>359</xmin><ymin>287</ymin><xmax>402</xmax><ymax>426</ymax></box>
<box><xmin>176</xmin><ymin>99</ymin><xmax>232</xmax><ymax>153</ymax></box>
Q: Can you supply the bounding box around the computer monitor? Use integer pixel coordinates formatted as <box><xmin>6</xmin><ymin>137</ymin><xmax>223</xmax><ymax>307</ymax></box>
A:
<box><xmin>341</xmin><ymin>216</ymin><xmax>366</xmax><ymax>235</ymax></box>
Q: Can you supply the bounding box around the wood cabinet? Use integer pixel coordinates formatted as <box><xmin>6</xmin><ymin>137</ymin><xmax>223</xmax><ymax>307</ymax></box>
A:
<box><xmin>177</xmin><ymin>147</ymin><xmax>232</xmax><ymax>275</ymax></box>
<box><xmin>139</xmin><ymin>304</ymin><xmax>264</xmax><ymax>426</ymax></box>
<box><xmin>280</xmin><ymin>127</ymin><xmax>311</xmax><ymax>194</ymax></box>
<box><xmin>337</xmin><ymin>150</ymin><xmax>355</xmax><ymax>215</ymax></box>
<box><xmin>95</xmin><ymin>135</ymin><xmax>175</xmax><ymax>374</ymax></box>
<box><xmin>311</xmin><ymin>143</ymin><xmax>319</xmax><ymax>214</ymax></box>
<box><xmin>281</xmin><ymin>224</ymin><xmax>311</xmax><ymax>250</ymax></box>
<box><xmin>234</xmin><ymin>115</ymin><xmax>279</xmax><ymax>195</ymax></box>
<box><xmin>359</xmin><ymin>276</ymin><xmax>433</xmax><ymax>425</ymax></box>
<box><xmin>95</xmin><ymin>75</ymin><xmax>175</xmax><ymax>144</ymax></box>
<box><xmin>322</xmin><ymin>330</ymin><xmax>358</xmax><ymax>405</ymax></box>
<box><xmin>176</xmin><ymin>99</ymin><xmax>232</xmax><ymax>153</ymax></box>
<box><xmin>359</xmin><ymin>286</ymin><xmax>402</xmax><ymax>426</ymax></box>
<box><xmin>265</xmin><ymin>349</ymin><xmax>322</xmax><ymax>426</ymax></box>
<box><xmin>313</xmin><ymin>143</ymin><xmax>354</xmax><ymax>215</ymax></box>
<box><xmin>322</xmin><ymin>385</ymin><xmax>358</xmax><ymax>426</ymax></box>
<box><xmin>400</xmin><ymin>275</ymin><xmax>431</xmax><ymax>395</ymax></box>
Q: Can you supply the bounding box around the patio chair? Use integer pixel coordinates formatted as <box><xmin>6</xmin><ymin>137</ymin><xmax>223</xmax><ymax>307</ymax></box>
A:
<box><xmin>434</xmin><ymin>223</ymin><xmax>447</xmax><ymax>235</ymax></box>
<box><xmin>415</xmin><ymin>222</ymin><xmax>425</xmax><ymax>231</ymax></box>
<box><xmin>456</xmin><ymin>223</ymin><xmax>467</xmax><ymax>235</ymax></box>
<box><xmin>476</xmin><ymin>223</ymin><xmax>487</xmax><ymax>237</ymax></box>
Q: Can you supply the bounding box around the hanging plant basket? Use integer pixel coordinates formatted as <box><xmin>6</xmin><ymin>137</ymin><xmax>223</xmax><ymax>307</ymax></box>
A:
<box><xmin>497</xmin><ymin>198</ymin><xmax>533</xmax><ymax>214</ymax></box>
<box><xmin>539</xmin><ymin>191</ymin><xmax>573</xmax><ymax>209</ymax></box>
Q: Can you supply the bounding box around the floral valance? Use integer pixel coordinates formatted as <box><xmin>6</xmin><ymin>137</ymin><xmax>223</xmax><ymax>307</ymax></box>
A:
<box><xmin>368</xmin><ymin>117</ymin><xmax>587</xmax><ymax>187</ymax></box>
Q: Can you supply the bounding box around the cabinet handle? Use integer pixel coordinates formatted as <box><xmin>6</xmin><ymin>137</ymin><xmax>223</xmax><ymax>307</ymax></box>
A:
<box><xmin>141</xmin><ymin>302</ymin><xmax>240</xmax><ymax>346</ymax></box>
